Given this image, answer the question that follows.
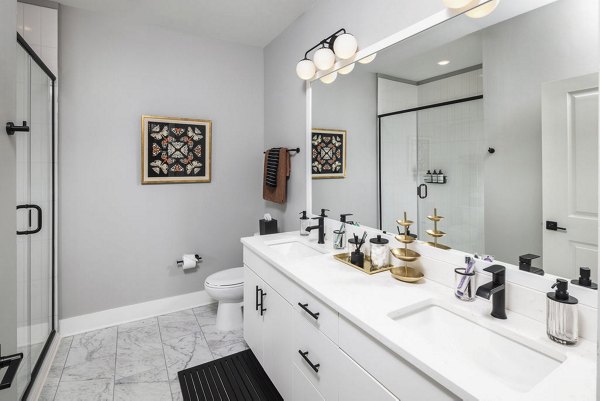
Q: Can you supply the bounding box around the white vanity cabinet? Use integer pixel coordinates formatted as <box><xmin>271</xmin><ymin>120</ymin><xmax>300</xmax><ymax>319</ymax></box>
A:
<box><xmin>243</xmin><ymin>266</ymin><xmax>293</xmax><ymax>400</ymax></box>
<box><xmin>244</xmin><ymin>246</ymin><xmax>443</xmax><ymax>401</ymax></box>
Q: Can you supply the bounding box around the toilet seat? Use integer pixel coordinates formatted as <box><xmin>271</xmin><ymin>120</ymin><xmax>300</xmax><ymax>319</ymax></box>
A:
<box><xmin>205</xmin><ymin>267</ymin><xmax>244</xmax><ymax>288</ymax></box>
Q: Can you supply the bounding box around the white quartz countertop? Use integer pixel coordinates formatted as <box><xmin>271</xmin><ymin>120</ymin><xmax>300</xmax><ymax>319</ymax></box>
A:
<box><xmin>241</xmin><ymin>232</ymin><xmax>596</xmax><ymax>401</ymax></box>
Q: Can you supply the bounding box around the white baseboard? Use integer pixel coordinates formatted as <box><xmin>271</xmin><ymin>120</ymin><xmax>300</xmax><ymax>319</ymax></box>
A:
<box><xmin>59</xmin><ymin>290</ymin><xmax>214</xmax><ymax>337</ymax></box>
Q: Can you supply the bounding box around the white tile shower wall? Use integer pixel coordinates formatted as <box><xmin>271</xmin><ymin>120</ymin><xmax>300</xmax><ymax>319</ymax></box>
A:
<box><xmin>17</xmin><ymin>2</ymin><xmax>58</xmax><ymax>76</ymax></box>
<box><xmin>416</xmin><ymin>99</ymin><xmax>484</xmax><ymax>253</ymax></box>
<box><xmin>377</xmin><ymin>79</ymin><xmax>418</xmax><ymax>115</ymax></box>
<box><xmin>379</xmin><ymin>112</ymin><xmax>418</xmax><ymax>234</ymax></box>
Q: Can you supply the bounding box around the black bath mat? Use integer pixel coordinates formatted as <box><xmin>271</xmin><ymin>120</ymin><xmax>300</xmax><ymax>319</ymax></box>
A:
<box><xmin>178</xmin><ymin>349</ymin><xmax>283</xmax><ymax>401</ymax></box>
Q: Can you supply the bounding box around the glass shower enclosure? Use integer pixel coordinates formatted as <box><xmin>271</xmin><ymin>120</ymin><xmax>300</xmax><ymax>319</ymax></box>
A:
<box><xmin>378</xmin><ymin>97</ymin><xmax>484</xmax><ymax>254</ymax></box>
<box><xmin>12</xmin><ymin>33</ymin><xmax>56</xmax><ymax>400</ymax></box>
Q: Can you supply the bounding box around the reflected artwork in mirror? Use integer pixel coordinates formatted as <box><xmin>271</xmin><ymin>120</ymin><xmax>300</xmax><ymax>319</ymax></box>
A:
<box><xmin>310</xmin><ymin>0</ymin><xmax>599</xmax><ymax>280</ymax></box>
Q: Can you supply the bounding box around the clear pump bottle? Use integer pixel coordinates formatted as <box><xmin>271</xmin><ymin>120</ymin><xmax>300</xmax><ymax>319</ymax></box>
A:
<box><xmin>546</xmin><ymin>279</ymin><xmax>578</xmax><ymax>345</ymax></box>
<box><xmin>299</xmin><ymin>211</ymin><xmax>310</xmax><ymax>236</ymax></box>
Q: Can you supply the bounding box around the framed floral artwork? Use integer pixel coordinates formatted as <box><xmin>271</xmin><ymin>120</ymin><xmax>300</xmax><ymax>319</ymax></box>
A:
<box><xmin>311</xmin><ymin>128</ymin><xmax>346</xmax><ymax>179</ymax></box>
<box><xmin>141</xmin><ymin>115</ymin><xmax>212</xmax><ymax>184</ymax></box>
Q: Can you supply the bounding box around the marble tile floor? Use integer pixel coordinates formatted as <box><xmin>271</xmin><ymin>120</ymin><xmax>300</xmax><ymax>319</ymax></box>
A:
<box><xmin>39</xmin><ymin>303</ymin><xmax>247</xmax><ymax>401</ymax></box>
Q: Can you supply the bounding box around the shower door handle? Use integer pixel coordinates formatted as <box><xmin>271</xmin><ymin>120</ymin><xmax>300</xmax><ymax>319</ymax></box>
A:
<box><xmin>417</xmin><ymin>184</ymin><xmax>428</xmax><ymax>199</ymax></box>
<box><xmin>16</xmin><ymin>204</ymin><xmax>42</xmax><ymax>235</ymax></box>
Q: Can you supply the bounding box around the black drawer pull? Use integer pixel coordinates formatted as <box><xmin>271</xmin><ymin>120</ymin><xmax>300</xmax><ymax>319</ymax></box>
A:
<box><xmin>260</xmin><ymin>290</ymin><xmax>267</xmax><ymax>316</ymax></box>
<box><xmin>298</xmin><ymin>303</ymin><xmax>320</xmax><ymax>320</ymax></box>
<box><xmin>255</xmin><ymin>286</ymin><xmax>260</xmax><ymax>311</ymax></box>
<box><xmin>298</xmin><ymin>350</ymin><xmax>320</xmax><ymax>373</ymax></box>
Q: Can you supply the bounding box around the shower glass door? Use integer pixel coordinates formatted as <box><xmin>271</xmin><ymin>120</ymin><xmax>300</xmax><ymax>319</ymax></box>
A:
<box><xmin>14</xmin><ymin>36</ymin><xmax>55</xmax><ymax>400</ymax></box>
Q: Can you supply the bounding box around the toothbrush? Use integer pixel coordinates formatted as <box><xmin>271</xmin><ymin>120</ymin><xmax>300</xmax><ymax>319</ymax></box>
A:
<box><xmin>456</xmin><ymin>257</ymin><xmax>476</xmax><ymax>297</ymax></box>
<box><xmin>334</xmin><ymin>223</ymin><xmax>345</xmax><ymax>248</ymax></box>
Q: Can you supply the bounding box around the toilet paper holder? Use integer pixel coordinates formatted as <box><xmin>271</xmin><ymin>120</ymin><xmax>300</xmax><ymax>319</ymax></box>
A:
<box><xmin>177</xmin><ymin>254</ymin><xmax>202</xmax><ymax>268</ymax></box>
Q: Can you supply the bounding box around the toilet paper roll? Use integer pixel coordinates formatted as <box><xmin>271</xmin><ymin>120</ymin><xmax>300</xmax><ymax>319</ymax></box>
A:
<box><xmin>181</xmin><ymin>254</ymin><xmax>198</xmax><ymax>270</ymax></box>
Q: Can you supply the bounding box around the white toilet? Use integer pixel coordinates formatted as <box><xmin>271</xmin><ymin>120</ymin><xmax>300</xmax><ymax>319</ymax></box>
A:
<box><xmin>204</xmin><ymin>267</ymin><xmax>244</xmax><ymax>331</ymax></box>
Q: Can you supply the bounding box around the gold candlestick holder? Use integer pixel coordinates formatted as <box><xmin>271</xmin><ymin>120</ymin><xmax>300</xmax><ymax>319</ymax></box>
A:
<box><xmin>425</xmin><ymin>208</ymin><xmax>451</xmax><ymax>250</ymax></box>
<box><xmin>390</xmin><ymin>211</ymin><xmax>424</xmax><ymax>283</ymax></box>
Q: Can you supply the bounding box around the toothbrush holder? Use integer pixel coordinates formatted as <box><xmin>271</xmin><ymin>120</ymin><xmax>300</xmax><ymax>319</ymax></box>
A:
<box><xmin>454</xmin><ymin>268</ymin><xmax>476</xmax><ymax>302</ymax></box>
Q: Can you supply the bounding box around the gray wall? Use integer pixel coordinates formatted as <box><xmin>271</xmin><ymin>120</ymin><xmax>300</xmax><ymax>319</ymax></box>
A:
<box><xmin>58</xmin><ymin>6</ymin><xmax>264</xmax><ymax>319</ymax></box>
<box><xmin>312</xmin><ymin>70</ymin><xmax>378</xmax><ymax>227</ymax></box>
<box><xmin>483</xmin><ymin>0</ymin><xmax>599</xmax><ymax>265</ymax></box>
<box><xmin>263</xmin><ymin>0</ymin><xmax>444</xmax><ymax>230</ymax></box>
<box><xmin>0</xmin><ymin>0</ymin><xmax>17</xmax><ymax>399</ymax></box>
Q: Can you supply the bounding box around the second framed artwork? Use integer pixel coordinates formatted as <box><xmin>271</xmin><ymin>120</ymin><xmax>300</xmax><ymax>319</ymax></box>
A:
<box><xmin>141</xmin><ymin>115</ymin><xmax>212</xmax><ymax>184</ymax></box>
<box><xmin>311</xmin><ymin>128</ymin><xmax>346</xmax><ymax>179</ymax></box>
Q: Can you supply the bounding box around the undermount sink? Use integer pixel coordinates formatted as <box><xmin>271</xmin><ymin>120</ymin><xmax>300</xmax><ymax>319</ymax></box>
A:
<box><xmin>389</xmin><ymin>302</ymin><xmax>564</xmax><ymax>393</ymax></box>
<box><xmin>268</xmin><ymin>240</ymin><xmax>325</xmax><ymax>259</ymax></box>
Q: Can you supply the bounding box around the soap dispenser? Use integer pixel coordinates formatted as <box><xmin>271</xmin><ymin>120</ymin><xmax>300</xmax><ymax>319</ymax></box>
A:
<box><xmin>546</xmin><ymin>279</ymin><xmax>578</xmax><ymax>345</ymax></box>
<box><xmin>299</xmin><ymin>211</ymin><xmax>310</xmax><ymax>236</ymax></box>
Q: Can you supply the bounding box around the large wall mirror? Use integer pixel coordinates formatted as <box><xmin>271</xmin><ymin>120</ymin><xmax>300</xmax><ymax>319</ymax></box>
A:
<box><xmin>311</xmin><ymin>0</ymin><xmax>598</xmax><ymax>280</ymax></box>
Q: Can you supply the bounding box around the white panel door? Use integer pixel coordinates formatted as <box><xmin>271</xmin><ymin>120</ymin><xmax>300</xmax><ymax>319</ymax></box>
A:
<box><xmin>243</xmin><ymin>266</ymin><xmax>264</xmax><ymax>362</ymax></box>
<box><xmin>542</xmin><ymin>73</ymin><xmax>599</xmax><ymax>279</ymax></box>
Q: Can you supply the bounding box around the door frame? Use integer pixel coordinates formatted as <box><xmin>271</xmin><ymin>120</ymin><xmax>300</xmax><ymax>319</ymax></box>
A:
<box><xmin>16</xmin><ymin>32</ymin><xmax>57</xmax><ymax>401</ymax></box>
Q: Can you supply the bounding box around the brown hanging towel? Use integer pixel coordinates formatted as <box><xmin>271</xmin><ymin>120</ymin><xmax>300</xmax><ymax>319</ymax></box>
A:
<box><xmin>263</xmin><ymin>147</ymin><xmax>290</xmax><ymax>204</ymax></box>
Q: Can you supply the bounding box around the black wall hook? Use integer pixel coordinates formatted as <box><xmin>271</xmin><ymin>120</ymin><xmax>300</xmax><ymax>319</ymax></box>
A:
<box><xmin>488</xmin><ymin>147</ymin><xmax>496</xmax><ymax>154</ymax></box>
<box><xmin>6</xmin><ymin>121</ymin><xmax>30</xmax><ymax>135</ymax></box>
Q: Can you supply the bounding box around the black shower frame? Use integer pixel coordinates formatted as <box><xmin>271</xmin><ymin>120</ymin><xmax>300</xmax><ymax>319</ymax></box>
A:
<box><xmin>16</xmin><ymin>32</ymin><xmax>56</xmax><ymax>401</ymax></box>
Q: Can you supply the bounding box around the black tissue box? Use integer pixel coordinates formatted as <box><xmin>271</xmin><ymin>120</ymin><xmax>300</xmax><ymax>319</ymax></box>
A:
<box><xmin>259</xmin><ymin>219</ymin><xmax>278</xmax><ymax>235</ymax></box>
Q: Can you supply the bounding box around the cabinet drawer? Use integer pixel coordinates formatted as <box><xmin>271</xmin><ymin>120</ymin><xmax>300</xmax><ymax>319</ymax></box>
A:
<box><xmin>339</xmin><ymin>316</ymin><xmax>459</xmax><ymax>401</ymax></box>
<box><xmin>291</xmin><ymin>362</ymin><xmax>325</xmax><ymax>401</ymax></box>
<box><xmin>292</xmin><ymin>284</ymin><xmax>339</xmax><ymax>343</ymax></box>
<box><xmin>338</xmin><ymin>350</ymin><xmax>399</xmax><ymax>401</ymax></box>
<box><xmin>292</xmin><ymin>308</ymin><xmax>340</xmax><ymax>401</ymax></box>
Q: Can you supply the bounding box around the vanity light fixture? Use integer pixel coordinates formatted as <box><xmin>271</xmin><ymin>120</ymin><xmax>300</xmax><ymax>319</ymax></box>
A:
<box><xmin>320</xmin><ymin>71</ymin><xmax>338</xmax><ymax>84</ymax></box>
<box><xmin>333</xmin><ymin>33</ymin><xmax>358</xmax><ymax>59</ymax></box>
<box><xmin>442</xmin><ymin>0</ymin><xmax>474</xmax><ymax>8</ymax></box>
<box><xmin>465</xmin><ymin>0</ymin><xmax>500</xmax><ymax>18</ymax></box>
<box><xmin>358</xmin><ymin>53</ymin><xmax>377</xmax><ymax>64</ymax></box>
<box><xmin>338</xmin><ymin>63</ymin><xmax>355</xmax><ymax>75</ymax></box>
<box><xmin>438</xmin><ymin>60</ymin><xmax>450</xmax><ymax>66</ymax></box>
<box><xmin>441</xmin><ymin>0</ymin><xmax>500</xmax><ymax>18</ymax></box>
<box><xmin>296</xmin><ymin>28</ymin><xmax>359</xmax><ymax>80</ymax></box>
<box><xmin>296</xmin><ymin>58</ymin><xmax>317</xmax><ymax>80</ymax></box>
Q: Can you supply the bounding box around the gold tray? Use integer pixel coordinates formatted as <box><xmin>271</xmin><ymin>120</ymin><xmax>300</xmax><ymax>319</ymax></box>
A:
<box><xmin>390</xmin><ymin>248</ymin><xmax>421</xmax><ymax>262</ymax></box>
<box><xmin>395</xmin><ymin>234</ymin><xmax>415</xmax><ymax>244</ymax></box>
<box><xmin>333</xmin><ymin>253</ymin><xmax>392</xmax><ymax>275</ymax></box>
<box><xmin>390</xmin><ymin>266</ymin><xmax>424</xmax><ymax>283</ymax></box>
<box><xmin>425</xmin><ymin>241</ymin><xmax>452</xmax><ymax>250</ymax></box>
<box><xmin>426</xmin><ymin>229</ymin><xmax>446</xmax><ymax>238</ymax></box>
<box><xmin>396</xmin><ymin>219</ymin><xmax>414</xmax><ymax>227</ymax></box>
<box><xmin>427</xmin><ymin>215</ymin><xmax>444</xmax><ymax>222</ymax></box>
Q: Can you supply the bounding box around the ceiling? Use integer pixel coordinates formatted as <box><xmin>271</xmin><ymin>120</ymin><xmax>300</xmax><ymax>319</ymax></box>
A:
<box><xmin>56</xmin><ymin>0</ymin><xmax>317</xmax><ymax>47</ymax></box>
<box><xmin>371</xmin><ymin>32</ymin><xmax>483</xmax><ymax>82</ymax></box>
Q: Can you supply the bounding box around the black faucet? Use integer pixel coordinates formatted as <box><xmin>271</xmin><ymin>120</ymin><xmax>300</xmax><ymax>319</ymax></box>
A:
<box><xmin>306</xmin><ymin>209</ymin><xmax>329</xmax><ymax>244</ymax></box>
<box><xmin>519</xmin><ymin>254</ymin><xmax>544</xmax><ymax>276</ymax></box>
<box><xmin>476</xmin><ymin>265</ymin><xmax>507</xmax><ymax>319</ymax></box>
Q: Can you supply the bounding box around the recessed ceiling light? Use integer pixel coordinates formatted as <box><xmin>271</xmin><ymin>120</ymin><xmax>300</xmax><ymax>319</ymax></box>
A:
<box><xmin>438</xmin><ymin>60</ymin><xmax>450</xmax><ymax>66</ymax></box>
